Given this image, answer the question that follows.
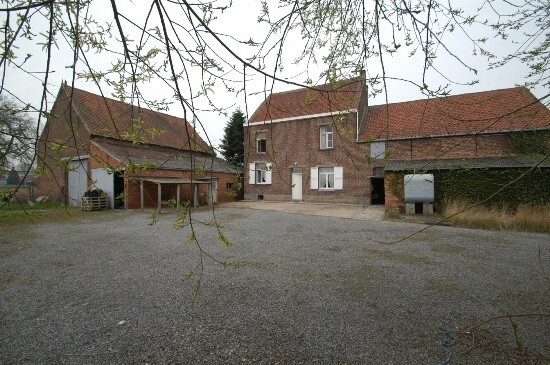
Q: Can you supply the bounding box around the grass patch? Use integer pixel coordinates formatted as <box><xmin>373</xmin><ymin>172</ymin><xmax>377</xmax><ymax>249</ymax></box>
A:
<box><xmin>443</xmin><ymin>199</ymin><xmax>550</xmax><ymax>233</ymax></box>
<box><xmin>0</xmin><ymin>201</ymin><xmax>110</xmax><ymax>225</ymax></box>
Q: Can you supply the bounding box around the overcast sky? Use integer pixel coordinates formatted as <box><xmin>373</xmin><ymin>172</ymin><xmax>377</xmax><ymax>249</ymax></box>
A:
<box><xmin>2</xmin><ymin>0</ymin><xmax>546</xmax><ymax>150</ymax></box>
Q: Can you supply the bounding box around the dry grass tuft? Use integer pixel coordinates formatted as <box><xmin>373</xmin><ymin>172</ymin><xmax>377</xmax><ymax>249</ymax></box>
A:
<box><xmin>443</xmin><ymin>199</ymin><xmax>550</xmax><ymax>233</ymax></box>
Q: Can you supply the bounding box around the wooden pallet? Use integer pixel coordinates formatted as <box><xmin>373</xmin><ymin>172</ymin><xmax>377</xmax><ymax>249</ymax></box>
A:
<box><xmin>81</xmin><ymin>196</ymin><xmax>108</xmax><ymax>211</ymax></box>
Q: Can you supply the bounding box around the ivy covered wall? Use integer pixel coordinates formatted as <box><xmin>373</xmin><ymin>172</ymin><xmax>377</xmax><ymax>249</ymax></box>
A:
<box><xmin>385</xmin><ymin>167</ymin><xmax>550</xmax><ymax>213</ymax></box>
<box><xmin>508</xmin><ymin>130</ymin><xmax>550</xmax><ymax>155</ymax></box>
<box><xmin>433</xmin><ymin>167</ymin><xmax>550</xmax><ymax>212</ymax></box>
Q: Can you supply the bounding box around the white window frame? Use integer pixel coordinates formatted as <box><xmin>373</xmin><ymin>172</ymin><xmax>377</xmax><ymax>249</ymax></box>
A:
<box><xmin>310</xmin><ymin>166</ymin><xmax>343</xmax><ymax>190</ymax></box>
<box><xmin>320</xmin><ymin>125</ymin><xmax>333</xmax><ymax>150</ymax></box>
<box><xmin>249</xmin><ymin>162</ymin><xmax>272</xmax><ymax>185</ymax></box>
<box><xmin>256</xmin><ymin>132</ymin><xmax>267</xmax><ymax>153</ymax></box>
<box><xmin>370</xmin><ymin>141</ymin><xmax>386</xmax><ymax>159</ymax></box>
<box><xmin>319</xmin><ymin>167</ymin><xmax>335</xmax><ymax>190</ymax></box>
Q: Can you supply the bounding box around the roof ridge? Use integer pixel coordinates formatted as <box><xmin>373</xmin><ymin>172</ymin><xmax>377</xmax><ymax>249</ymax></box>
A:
<box><xmin>64</xmin><ymin>85</ymin><xmax>192</xmax><ymax>123</ymax></box>
<box><xmin>369</xmin><ymin>86</ymin><xmax>528</xmax><ymax>108</ymax></box>
<box><xmin>264</xmin><ymin>76</ymin><xmax>363</xmax><ymax>97</ymax></box>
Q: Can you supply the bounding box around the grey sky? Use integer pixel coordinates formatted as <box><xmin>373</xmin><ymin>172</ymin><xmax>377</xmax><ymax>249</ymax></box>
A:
<box><xmin>2</xmin><ymin>0</ymin><xmax>546</xmax><ymax>150</ymax></box>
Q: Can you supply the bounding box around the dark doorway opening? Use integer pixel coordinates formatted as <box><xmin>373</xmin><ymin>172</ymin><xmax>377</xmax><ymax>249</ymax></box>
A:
<box><xmin>114</xmin><ymin>173</ymin><xmax>125</xmax><ymax>208</ymax></box>
<box><xmin>371</xmin><ymin>177</ymin><xmax>385</xmax><ymax>205</ymax></box>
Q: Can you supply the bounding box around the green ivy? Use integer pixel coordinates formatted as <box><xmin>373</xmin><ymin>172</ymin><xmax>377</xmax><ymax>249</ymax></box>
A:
<box><xmin>432</xmin><ymin>168</ymin><xmax>550</xmax><ymax>212</ymax></box>
<box><xmin>509</xmin><ymin>130</ymin><xmax>550</xmax><ymax>155</ymax></box>
<box><xmin>387</xmin><ymin>171</ymin><xmax>405</xmax><ymax>200</ymax></box>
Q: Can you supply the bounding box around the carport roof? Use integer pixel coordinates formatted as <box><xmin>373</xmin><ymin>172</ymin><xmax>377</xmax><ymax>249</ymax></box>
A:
<box><xmin>385</xmin><ymin>155</ymin><xmax>550</xmax><ymax>171</ymax></box>
<box><xmin>93</xmin><ymin>139</ymin><xmax>237</xmax><ymax>174</ymax></box>
<box><xmin>130</xmin><ymin>177</ymin><xmax>212</xmax><ymax>184</ymax></box>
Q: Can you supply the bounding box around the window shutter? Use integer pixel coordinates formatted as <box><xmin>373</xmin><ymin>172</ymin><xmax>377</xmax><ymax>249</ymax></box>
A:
<box><xmin>310</xmin><ymin>167</ymin><xmax>318</xmax><ymax>189</ymax></box>
<box><xmin>334</xmin><ymin>166</ymin><xmax>343</xmax><ymax>190</ymax></box>
<box><xmin>265</xmin><ymin>163</ymin><xmax>272</xmax><ymax>184</ymax></box>
<box><xmin>249</xmin><ymin>163</ymin><xmax>255</xmax><ymax>185</ymax></box>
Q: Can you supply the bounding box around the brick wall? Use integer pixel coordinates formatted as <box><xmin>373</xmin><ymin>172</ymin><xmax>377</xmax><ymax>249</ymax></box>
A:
<box><xmin>35</xmin><ymin>92</ymin><xmax>92</xmax><ymax>202</ymax></box>
<box><xmin>388</xmin><ymin>133</ymin><xmax>514</xmax><ymax>160</ymax></box>
<box><xmin>245</xmin><ymin>113</ymin><xmax>521</xmax><ymax>209</ymax></box>
<box><xmin>244</xmin><ymin>112</ymin><xmax>382</xmax><ymax>204</ymax></box>
<box><xmin>89</xmin><ymin>143</ymin><xmax>124</xmax><ymax>170</ymax></box>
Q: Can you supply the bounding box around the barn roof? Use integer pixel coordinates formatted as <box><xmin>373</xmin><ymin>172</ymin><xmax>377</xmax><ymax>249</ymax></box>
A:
<box><xmin>92</xmin><ymin>139</ymin><xmax>237</xmax><ymax>174</ymax></box>
<box><xmin>362</xmin><ymin>87</ymin><xmax>550</xmax><ymax>141</ymax></box>
<box><xmin>249</xmin><ymin>76</ymin><xmax>365</xmax><ymax>123</ymax></box>
<box><xmin>58</xmin><ymin>85</ymin><xmax>212</xmax><ymax>153</ymax></box>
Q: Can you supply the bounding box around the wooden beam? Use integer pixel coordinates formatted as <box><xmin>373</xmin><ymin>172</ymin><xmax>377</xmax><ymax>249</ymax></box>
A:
<box><xmin>193</xmin><ymin>183</ymin><xmax>198</xmax><ymax>207</ymax></box>
<box><xmin>157</xmin><ymin>183</ymin><xmax>162</xmax><ymax>213</ymax></box>
<box><xmin>176</xmin><ymin>184</ymin><xmax>181</xmax><ymax>211</ymax></box>
<box><xmin>140</xmin><ymin>180</ymin><xmax>144</xmax><ymax>211</ymax></box>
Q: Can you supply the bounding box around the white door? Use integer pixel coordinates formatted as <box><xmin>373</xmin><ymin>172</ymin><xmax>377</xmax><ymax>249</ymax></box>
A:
<box><xmin>292</xmin><ymin>173</ymin><xmax>302</xmax><ymax>201</ymax></box>
<box><xmin>210</xmin><ymin>179</ymin><xmax>218</xmax><ymax>204</ymax></box>
<box><xmin>68</xmin><ymin>159</ymin><xmax>88</xmax><ymax>206</ymax></box>
<box><xmin>92</xmin><ymin>168</ymin><xmax>114</xmax><ymax>208</ymax></box>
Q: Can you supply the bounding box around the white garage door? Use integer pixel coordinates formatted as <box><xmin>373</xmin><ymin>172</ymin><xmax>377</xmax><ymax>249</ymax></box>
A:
<box><xmin>68</xmin><ymin>158</ymin><xmax>88</xmax><ymax>207</ymax></box>
<box><xmin>92</xmin><ymin>168</ymin><xmax>114</xmax><ymax>209</ymax></box>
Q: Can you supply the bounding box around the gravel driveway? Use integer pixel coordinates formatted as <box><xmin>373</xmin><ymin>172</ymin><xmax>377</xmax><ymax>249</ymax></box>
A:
<box><xmin>1</xmin><ymin>206</ymin><xmax>549</xmax><ymax>364</ymax></box>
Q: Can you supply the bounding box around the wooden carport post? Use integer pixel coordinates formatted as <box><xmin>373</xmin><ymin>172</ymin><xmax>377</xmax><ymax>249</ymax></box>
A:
<box><xmin>157</xmin><ymin>183</ymin><xmax>162</xmax><ymax>213</ymax></box>
<box><xmin>193</xmin><ymin>183</ymin><xmax>198</xmax><ymax>207</ymax></box>
<box><xmin>176</xmin><ymin>184</ymin><xmax>181</xmax><ymax>211</ymax></box>
<box><xmin>140</xmin><ymin>180</ymin><xmax>144</xmax><ymax>212</ymax></box>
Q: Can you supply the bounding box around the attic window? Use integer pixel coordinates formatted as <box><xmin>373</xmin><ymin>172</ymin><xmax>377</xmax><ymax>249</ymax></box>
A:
<box><xmin>370</xmin><ymin>141</ymin><xmax>386</xmax><ymax>160</ymax></box>
<box><xmin>256</xmin><ymin>132</ymin><xmax>267</xmax><ymax>153</ymax></box>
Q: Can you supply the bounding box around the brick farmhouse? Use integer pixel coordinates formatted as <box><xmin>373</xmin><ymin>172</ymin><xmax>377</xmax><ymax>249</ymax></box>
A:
<box><xmin>244</xmin><ymin>74</ymin><xmax>550</xmax><ymax>212</ymax></box>
<box><xmin>36</xmin><ymin>84</ymin><xmax>238</xmax><ymax>209</ymax></box>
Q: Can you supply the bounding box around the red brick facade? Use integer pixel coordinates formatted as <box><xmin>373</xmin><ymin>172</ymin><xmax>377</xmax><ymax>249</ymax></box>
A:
<box><xmin>245</xmin><ymin>114</ymin><xmax>517</xmax><ymax>206</ymax></box>
<box><xmin>245</xmin><ymin>113</ymin><xmax>382</xmax><ymax>204</ymax></box>
<box><xmin>245</xmin><ymin>81</ymin><xmax>549</xmax><ymax>211</ymax></box>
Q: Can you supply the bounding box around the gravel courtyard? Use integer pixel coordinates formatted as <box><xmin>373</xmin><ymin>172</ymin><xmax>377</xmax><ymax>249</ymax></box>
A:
<box><xmin>1</xmin><ymin>206</ymin><xmax>549</xmax><ymax>364</ymax></box>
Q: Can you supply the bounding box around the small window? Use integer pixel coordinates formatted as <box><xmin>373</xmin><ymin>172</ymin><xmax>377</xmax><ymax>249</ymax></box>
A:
<box><xmin>370</xmin><ymin>141</ymin><xmax>386</xmax><ymax>159</ymax></box>
<box><xmin>320</xmin><ymin>125</ymin><xmax>333</xmax><ymax>149</ymax></box>
<box><xmin>249</xmin><ymin>162</ymin><xmax>272</xmax><ymax>185</ymax></box>
<box><xmin>311</xmin><ymin>166</ymin><xmax>343</xmax><ymax>190</ymax></box>
<box><xmin>256</xmin><ymin>132</ymin><xmax>267</xmax><ymax>153</ymax></box>
<box><xmin>319</xmin><ymin>167</ymin><xmax>335</xmax><ymax>189</ymax></box>
<box><xmin>226</xmin><ymin>182</ymin><xmax>233</xmax><ymax>190</ymax></box>
<box><xmin>255</xmin><ymin>163</ymin><xmax>267</xmax><ymax>184</ymax></box>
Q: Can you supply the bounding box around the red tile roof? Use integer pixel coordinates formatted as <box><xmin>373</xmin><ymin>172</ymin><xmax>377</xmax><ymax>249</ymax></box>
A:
<box><xmin>362</xmin><ymin>87</ymin><xmax>550</xmax><ymax>140</ymax></box>
<box><xmin>59</xmin><ymin>85</ymin><xmax>212</xmax><ymax>153</ymax></box>
<box><xmin>249</xmin><ymin>76</ymin><xmax>365</xmax><ymax>123</ymax></box>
